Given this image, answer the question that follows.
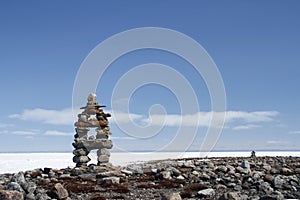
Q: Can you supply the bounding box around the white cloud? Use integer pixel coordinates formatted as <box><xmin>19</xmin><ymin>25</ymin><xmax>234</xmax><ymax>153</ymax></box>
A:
<box><xmin>44</xmin><ymin>130</ymin><xmax>73</xmax><ymax>136</ymax></box>
<box><xmin>232</xmin><ymin>124</ymin><xmax>262</xmax><ymax>130</ymax></box>
<box><xmin>12</xmin><ymin>131</ymin><xmax>37</xmax><ymax>135</ymax></box>
<box><xmin>0</xmin><ymin>123</ymin><xmax>14</xmax><ymax>128</ymax></box>
<box><xmin>9</xmin><ymin>108</ymin><xmax>80</xmax><ymax>125</ymax></box>
<box><xmin>9</xmin><ymin>107</ymin><xmax>279</xmax><ymax>129</ymax></box>
<box><xmin>110</xmin><ymin>136</ymin><xmax>136</xmax><ymax>140</ymax></box>
<box><xmin>1</xmin><ymin>128</ymin><xmax>72</xmax><ymax>136</ymax></box>
<box><xmin>267</xmin><ymin>140</ymin><xmax>281</xmax><ymax>144</ymax></box>
<box><xmin>289</xmin><ymin>131</ymin><xmax>300</xmax><ymax>134</ymax></box>
<box><xmin>225</xmin><ymin>111</ymin><xmax>279</xmax><ymax>123</ymax></box>
<box><xmin>135</xmin><ymin>111</ymin><xmax>278</xmax><ymax>127</ymax></box>
<box><xmin>0</xmin><ymin>130</ymin><xmax>9</xmax><ymax>134</ymax></box>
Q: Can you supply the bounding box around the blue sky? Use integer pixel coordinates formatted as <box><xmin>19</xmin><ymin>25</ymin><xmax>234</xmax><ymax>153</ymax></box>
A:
<box><xmin>0</xmin><ymin>1</ymin><xmax>300</xmax><ymax>152</ymax></box>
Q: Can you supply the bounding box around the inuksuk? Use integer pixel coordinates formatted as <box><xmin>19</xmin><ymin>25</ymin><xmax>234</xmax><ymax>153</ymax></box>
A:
<box><xmin>72</xmin><ymin>93</ymin><xmax>113</xmax><ymax>167</ymax></box>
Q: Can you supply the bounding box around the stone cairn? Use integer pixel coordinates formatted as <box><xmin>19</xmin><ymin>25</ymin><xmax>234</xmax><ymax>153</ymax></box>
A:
<box><xmin>72</xmin><ymin>93</ymin><xmax>113</xmax><ymax>167</ymax></box>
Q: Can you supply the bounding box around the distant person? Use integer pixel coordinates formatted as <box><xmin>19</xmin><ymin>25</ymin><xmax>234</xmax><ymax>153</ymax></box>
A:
<box><xmin>251</xmin><ymin>150</ymin><xmax>256</xmax><ymax>158</ymax></box>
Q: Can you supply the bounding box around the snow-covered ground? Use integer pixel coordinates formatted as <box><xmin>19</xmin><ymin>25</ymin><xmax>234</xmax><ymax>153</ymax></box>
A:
<box><xmin>0</xmin><ymin>151</ymin><xmax>299</xmax><ymax>174</ymax></box>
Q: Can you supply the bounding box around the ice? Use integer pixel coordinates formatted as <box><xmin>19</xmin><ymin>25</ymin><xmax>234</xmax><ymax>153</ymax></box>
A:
<box><xmin>0</xmin><ymin>151</ymin><xmax>299</xmax><ymax>174</ymax></box>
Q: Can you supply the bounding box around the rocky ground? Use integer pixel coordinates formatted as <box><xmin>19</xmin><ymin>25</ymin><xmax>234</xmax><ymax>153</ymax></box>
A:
<box><xmin>0</xmin><ymin>156</ymin><xmax>300</xmax><ymax>200</ymax></box>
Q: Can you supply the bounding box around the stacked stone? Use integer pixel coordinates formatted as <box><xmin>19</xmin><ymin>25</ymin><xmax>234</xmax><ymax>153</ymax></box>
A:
<box><xmin>72</xmin><ymin>93</ymin><xmax>113</xmax><ymax>167</ymax></box>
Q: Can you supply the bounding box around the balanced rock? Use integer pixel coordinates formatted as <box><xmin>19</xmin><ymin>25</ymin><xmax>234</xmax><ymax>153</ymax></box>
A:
<box><xmin>72</xmin><ymin>93</ymin><xmax>113</xmax><ymax>167</ymax></box>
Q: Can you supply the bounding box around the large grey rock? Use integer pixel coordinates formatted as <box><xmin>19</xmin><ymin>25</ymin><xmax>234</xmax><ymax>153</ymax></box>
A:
<box><xmin>97</xmin><ymin>148</ymin><xmax>110</xmax><ymax>156</ymax></box>
<box><xmin>73</xmin><ymin>139</ymin><xmax>113</xmax><ymax>150</ymax></box>
<box><xmin>198</xmin><ymin>188</ymin><xmax>215</xmax><ymax>197</ymax></box>
<box><xmin>0</xmin><ymin>190</ymin><xmax>23</xmax><ymax>200</ymax></box>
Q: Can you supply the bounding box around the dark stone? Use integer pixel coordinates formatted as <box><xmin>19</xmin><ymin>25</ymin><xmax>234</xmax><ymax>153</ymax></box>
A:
<box><xmin>43</xmin><ymin>167</ymin><xmax>52</xmax><ymax>174</ymax></box>
<box><xmin>73</xmin><ymin>155</ymin><xmax>91</xmax><ymax>163</ymax></box>
<box><xmin>73</xmin><ymin>148</ymin><xmax>89</xmax><ymax>156</ymax></box>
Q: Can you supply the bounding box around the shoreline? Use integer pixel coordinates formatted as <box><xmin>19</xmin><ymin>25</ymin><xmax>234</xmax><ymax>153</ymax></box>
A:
<box><xmin>1</xmin><ymin>151</ymin><xmax>300</xmax><ymax>174</ymax></box>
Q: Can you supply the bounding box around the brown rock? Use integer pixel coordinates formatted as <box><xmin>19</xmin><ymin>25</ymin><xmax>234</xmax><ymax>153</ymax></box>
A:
<box><xmin>51</xmin><ymin>183</ymin><xmax>69</xmax><ymax>200</ymax></box>
<box><xmin>0</xmin><ymin>190</ymin><xmax>23</xmax><ymax>200</ymax></box>
<box><xmin>264</xmin><ymin>174</ymin><xmax>275</xmax><ymax>183</ymax></box>
<box><xmin>263</xmin><ymin>164</ymin><xmax>272</xmax><ymax>171</ymax></box>
<box><xmin>281</xmin><ymin>167</ymin><xmax>293</xmax><ymax>175</ymax></box>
